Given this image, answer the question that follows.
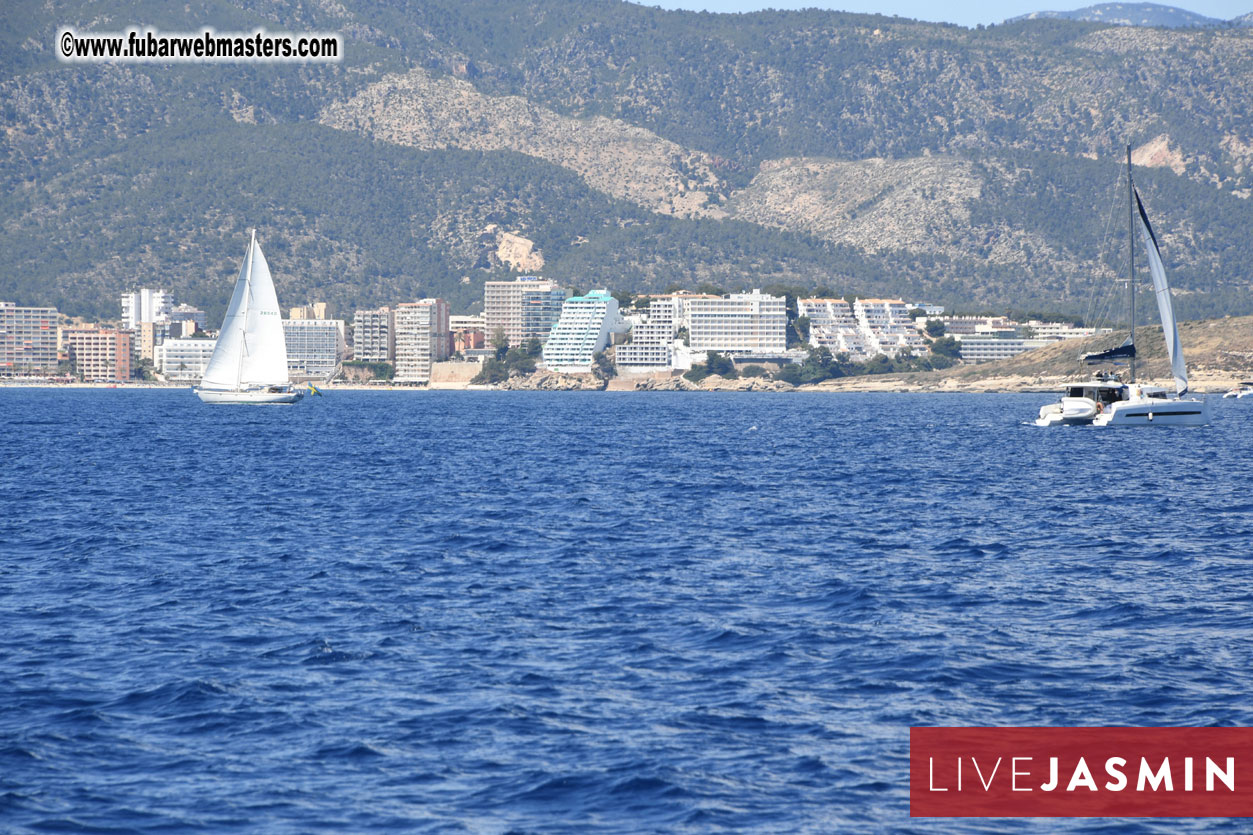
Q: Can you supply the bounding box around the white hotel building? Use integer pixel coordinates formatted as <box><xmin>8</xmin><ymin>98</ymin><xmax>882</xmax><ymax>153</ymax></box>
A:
<box><xmin>156</xmin><ymin>337</ymin><xmax>217</xmax><ymax>383</ymax></box>
<box><xmin>541</xmin><ymin>290</ymin><xmax>628</xmax><ymax>373</ymax></box>
<box><xmin>798</xmin><ymin>298</ymin><xmax>869</xmax><ymax>358</ymax></box>
<box><xmin>394</xmin><ymin>299</ymin><xmax>450</xmax><ymax>383</ymax></box>
<box><xmin>120</xmin><ymin>288</ymin><xmax>171</xmax><ymax>331</ymax></box>
<box><xmin>687</xmin><ymin>289</ymin><xmax>787</xmax><ymax>356</ymax></box>
<box><xmin>617</xmin><ymin>296</ymin><xmax>682</xmax><ymax>373</ymax></box>
<box><xmin>283</xmin><ymin>319</ymin><xmax>346</xmax><ymax>382</ymax></box>
<box><xmin>853</xmin><ymin>298</ymin><xmax>927</xmax><ymax>357</ymax></box>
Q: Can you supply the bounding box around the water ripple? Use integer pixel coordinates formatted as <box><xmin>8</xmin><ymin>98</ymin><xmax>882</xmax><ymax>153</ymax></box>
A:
<box><xmin>1</xmin><ymin>389</ymin><xmax>1250</xmax><ymax>832</ymax></box>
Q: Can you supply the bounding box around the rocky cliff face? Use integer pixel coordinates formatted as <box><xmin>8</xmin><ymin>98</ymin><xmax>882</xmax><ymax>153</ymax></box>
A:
<box><xmin>319</xmin><ymin>67</ymin><xmax>727</xmax><ymax>218</ymax></box>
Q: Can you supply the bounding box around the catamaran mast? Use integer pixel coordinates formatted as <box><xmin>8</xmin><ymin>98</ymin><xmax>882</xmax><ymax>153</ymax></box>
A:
<box><xmin>1127</xmin><ymin>145</ymin><xmax>1136</xmax><ymax>383</ymax></box>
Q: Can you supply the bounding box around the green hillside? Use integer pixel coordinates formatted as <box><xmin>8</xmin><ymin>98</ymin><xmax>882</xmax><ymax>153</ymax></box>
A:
<box><xmin>2</xmin><ymin>0</ymin><xmax>1252</xmax><ymax>322</ymax></box>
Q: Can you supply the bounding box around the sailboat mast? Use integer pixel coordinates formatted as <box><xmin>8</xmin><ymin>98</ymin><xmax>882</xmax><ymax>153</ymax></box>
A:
<box><xmin>236</xmin><ymin>230</ymin><xmax>255</xmax><ymax>389</ymax></box>
<box><xmin>1127</xmin><ymin>145</ymin><xmax>1136</xmax><ymax>383</ymax></box>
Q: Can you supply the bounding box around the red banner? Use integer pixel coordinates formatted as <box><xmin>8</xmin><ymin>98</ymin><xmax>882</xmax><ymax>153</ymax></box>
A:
<box><xmin>911</xmin><ymin>727</ymin><xmax>1253</xmax><ymax>817</ymax></box>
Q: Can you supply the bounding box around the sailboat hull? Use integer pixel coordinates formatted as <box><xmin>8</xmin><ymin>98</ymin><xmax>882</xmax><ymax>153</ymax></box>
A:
<box><xmin>195</xmin><ymin>387</ymin><xmax>304</xmax><ymax>404</ymax></box>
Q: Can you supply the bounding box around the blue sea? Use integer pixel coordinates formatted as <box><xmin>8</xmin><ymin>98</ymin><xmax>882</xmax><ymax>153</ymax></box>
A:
<box><xmin>2</xmin><ymin>389</ymin><xmax>1251</xmax><ymax>832</ymax></box>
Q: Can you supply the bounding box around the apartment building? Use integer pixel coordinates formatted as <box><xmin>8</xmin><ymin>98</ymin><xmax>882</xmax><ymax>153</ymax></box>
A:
<box><xmin>120</xmin><ymin>289</ymin><xmax>171</xmax><ymax>331</ymax></box>
<box><xmin>394</xmin><ymin>299</ymin><xmax>450</xmax><ymax>383</ymax></box>
<box><xmin>0</xmin><ymin>302</ymin><xmax>59</xmax><ymax>377</ymax></box>
<box><xmin>852</xmin><ymin>298</ymin><xmax>927</xmax><ymax>356</ymax></box>
<box><xmin>483</xmin><ymin>277</ymin><xmax>567</xmax><ymax>348</ymax></box>
<box><xmin>283</xmin><ymin>319</ymin><xmax>346</xmax><ymax>382</ymax></box>
<box><xmin>617</xmin><ymin>297</ymin><xmax>681</xmax><ymax>373</ymax></box>
<box><xmin>352</xmin><ymin>307</ymin><xmax>395</xmax><ymax>363</ymax></box>
<box><xmin>541</xmin><ymin>290</ymin><xmax>628</xmax><ymax>373</ymax></box>
<box><xmin>798</xmin><ymin>298</ymin><xmax>869</xmax><ymax>358</ymax></box>
<box><xmin>168</xmin><ymin>304</ymin><xmax>206</xmax><ymax>332</ymax></box>
<box><xmin>687</xmin><ymin>289</ymin><xmax>787</xmax><ymax>355</ymax></box>
<box><xmin>156</xmin><ymin>337</ymin><xmax>217</xmax><ymax>383</ymax></box>
<box><xmin>63</xmin><ymin>327</ymin><xmax>133</xmax><ymax>381</ymax></box>
<box><xmin>289</xmin><ymin>302</ymin><xmax>329</xmax><ymax>320</ymax></box>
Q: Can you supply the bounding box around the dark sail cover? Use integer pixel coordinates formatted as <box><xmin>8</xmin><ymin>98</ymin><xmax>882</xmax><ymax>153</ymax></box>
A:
<box><xmin>1083</xmin><ymin>337</ymin><xmax>1135</xmax><ymax>365</ymax></box>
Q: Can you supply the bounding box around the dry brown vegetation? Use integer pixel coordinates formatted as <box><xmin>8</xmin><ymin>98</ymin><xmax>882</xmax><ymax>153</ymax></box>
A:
<box><xmin>813</xmin><ymin>315</ymin><xmax>1253</xmax><ymax>392</ymax></box>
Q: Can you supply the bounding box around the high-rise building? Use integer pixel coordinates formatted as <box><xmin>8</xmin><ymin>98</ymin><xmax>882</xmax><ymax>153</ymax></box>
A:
<box><xmin>483</xmin><ymin>277</ymin><xmax>567</xmax><ymax>349</ymax></box>
<box><xmin>283</xmin><ymin>319</ymin><xmax>346</xmax><ymax>382</ymax></box>
<box><xmin>63</xmin><ymin>327</ymin><xmax>133</xmax><ymax>381</ymax></box>
<box><xmin>541</xmin><ymin>290</ymin><xmax>628</xmax><ymax>373</ymax></box>
<box><xmin>0</xmin><ymin>302</ymin><xmax>59</xmax><ymax>377</ymax></box>
<box><xmin>687</xmin><ymin>289</ymin><xmax>787</xmax><ymax>355</ymax></box>
<box><xmin>120</xmin><ymin>289</ymin><xmax>171</xmax><ymax>331</ymax></box>
<box><xmin>394</xmin><ymin>299</ymin><xmax>450</xmax><ymax>383</ymax></box>
<box><xmin>352</xmin><ymin>307</ymin><xmax>394</xmax><ymax>363</ymax></box>
<box><xmin>156</xmin><ymin>337</ymin><xmax>217</xmax><ymax>383</ymax></box>
<box><xmin>616</xmin><ymin>297</ymin><xmax>681</xmax><ymax>373</ymax></box>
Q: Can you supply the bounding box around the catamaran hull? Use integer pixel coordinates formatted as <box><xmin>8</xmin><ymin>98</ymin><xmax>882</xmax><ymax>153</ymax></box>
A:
<box><xmin>195</xmin><ymin>388</ymin><xmax>304</xmax><ymax>404</ymax></box>
<box><xmin>1092</xmin><ymin>399</ymin><xmax>1209</xmax><ymax>426</ymax></box>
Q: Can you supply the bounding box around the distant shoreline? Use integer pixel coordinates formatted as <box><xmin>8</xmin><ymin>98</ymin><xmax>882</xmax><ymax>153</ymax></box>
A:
<box><xmin>2</xmin><ymin>377</ymin><xmax>1246</xmax><ymax>394</ymax></box>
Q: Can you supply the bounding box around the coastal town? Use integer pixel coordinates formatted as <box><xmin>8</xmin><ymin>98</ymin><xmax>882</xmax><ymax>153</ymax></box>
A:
<box><xmin>0</xmin><ymin>279</ymin><xmax>1110</xmax><ymax>389</ymax></box>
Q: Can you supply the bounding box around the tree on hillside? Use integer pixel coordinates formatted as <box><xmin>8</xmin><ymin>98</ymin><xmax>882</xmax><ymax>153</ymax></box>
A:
<box><xmin>790</xmin><ymin>315</ymin><xmax>811</xmax><ymax>348</ymax></box>
<box><xmin>930</xmin><ymin>336</ymin><xmax>961</xmax><ymax>359</ymax></box>
<box><xmin>593</xmin><ymin>350</ymin><xmax>615</xmax><ymax>381</ymax></box>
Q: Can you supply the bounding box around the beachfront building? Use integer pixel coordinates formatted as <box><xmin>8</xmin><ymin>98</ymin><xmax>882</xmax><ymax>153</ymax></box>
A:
<box><xmin>798</xmin><ymin>298</ymin><xmax>869</xmax><ymax>359</ymax></box>
<box><xmin>541</xmin><ymin>290</ymin><xmax>628</xmax><ymax>373</ymax></box>
<box><xmin>955</xmin><ymin>337</ymin><xmax>1056</xmax><ymax>364</ymax></box>
<box><xmin>617</xmin><ymin>297</ymin><xmax>682</xmax><ymax>373</ymax></box>
<box><xmin>925</xmin><ymin>315</ymin><xmax>1017</xmax><ymax>337</ymax></box>
<box><xmin>394</xmin><ymin>299</ymin><xmax>450</xmax><ymax>383</ymax></box>
<box><xmin>687</xmin><ymin>290</ymin><xmax>787</xmax><ymax>356</ymax></box>
<box><xmin>283</xmin><ymin>318</ymin><xmax>346</xmax><ymax>382</ymax></box>
<box><xmin>949</xmin><ymin>319</ymin><xmax>1112</xmax><ymax>363</ymax></box>
<box><xmin>62</xmin><ymin>327</ymin><xmax>133</xmax><ymax>381</ymax></box>
<box><xmin>1026</xmin><ymin>321</ymin><xmax>1109</xmax><ymax>341</ymax></box>
<box><xmin>483</xmin><ymin>277</ymin><xmax>567</xmax><ymax>349</ymax></box>
<box><xmin>352</xmin><ymin>307</ymin><xmax>394</xmax><ymax>363</ymax></box>
<box><xmin>0</xmin><ymin>302</ymin><xmax>59</xmax><ymax>377</ymax></box>
<box><xmin>135</xmin><ymin>318</ymin><xmax>197</xmax><ymax>363</ymax></box>
<box><xmin>156</xmin><ymin>337</ymin><xmax>217</xmax><ymax>383</ymax></box>
<box><xmin>120</xmin><ymin>288</ymin><xmax>171</xmax><ymax>331</ymax></box>
<box><xmin>853</xmin><ymin>298</ymin><xmax>927</xmax><ymax>357</ymax></box>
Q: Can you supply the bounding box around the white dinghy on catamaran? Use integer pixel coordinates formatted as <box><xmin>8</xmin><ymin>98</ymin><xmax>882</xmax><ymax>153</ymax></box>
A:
<box><xmin>195</xmin><ymin>231</ymin><xmax>304</xmax><ymax>404</ymax></box>
<box><xmin>1036</xmin><ymin>147</ymin><xmax>1209</xmax><ymax>427</ymax></box>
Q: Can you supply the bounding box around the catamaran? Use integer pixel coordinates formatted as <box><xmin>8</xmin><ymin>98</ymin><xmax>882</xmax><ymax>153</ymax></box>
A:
<box><xmin>1223</xmin><ymin>382</ymin><xmax>1253</xmax><ymax>399</ymax></box>
<box><xmin>195</xmin><ymin>231</ymin><xmax>304</xmax><ymax>404</ymax></box>
<box><xmin>1036</xmin><ymin>148</ymin><xmax>1209</xmax><ymax>427</ymax></box>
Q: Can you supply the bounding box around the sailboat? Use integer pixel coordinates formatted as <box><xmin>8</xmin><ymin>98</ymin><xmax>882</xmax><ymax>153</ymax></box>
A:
<box><xmin>195</xmin><ymin>231</ymin><xmax>304</xmax><ymax>404</ymax></box>
<box><xmin>1036</xmin><ymin>147</ymin><xmax>1209</xmax><ymax>427</ymax></box>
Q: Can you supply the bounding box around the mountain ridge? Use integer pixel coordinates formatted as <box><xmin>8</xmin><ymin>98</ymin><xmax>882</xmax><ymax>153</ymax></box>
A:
<box><xmin>2</xmin><ymin>0</ymin><xmax>1253</xmax><ymax>324</ymax></box>
<box><xmin>1008</xmin><ymin>3</ymin><xmax>1253</xmax><ymax>29</ymax></box>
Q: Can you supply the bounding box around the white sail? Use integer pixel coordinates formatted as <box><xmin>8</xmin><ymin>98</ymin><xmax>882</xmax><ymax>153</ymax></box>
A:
<box><xmin>200</xmin><ymin>233</ymin><xmax>291</xmax><ymax>391</ymax></box>
<box><xmin>1134</xmin><ymin>190</ymin><xmax>1188</xmax><ymax>395</ymax></box>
